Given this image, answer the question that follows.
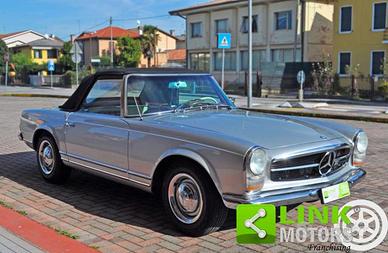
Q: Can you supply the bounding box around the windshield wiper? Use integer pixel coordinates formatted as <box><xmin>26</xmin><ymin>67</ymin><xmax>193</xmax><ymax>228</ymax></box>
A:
<box><xmin>174</xmin><ymin>100</ymin><xmax>232</xmax><ymax>112</ymax></box>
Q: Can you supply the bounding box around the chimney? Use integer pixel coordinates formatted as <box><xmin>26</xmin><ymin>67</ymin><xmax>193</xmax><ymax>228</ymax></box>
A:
<box><xmin>169</xmin><ymin>29</ymin><xmax>175</xmax><ymax>36</ymax></box>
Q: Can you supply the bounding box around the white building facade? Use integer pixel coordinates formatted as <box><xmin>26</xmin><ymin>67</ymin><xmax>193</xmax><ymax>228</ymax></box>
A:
<box><xmin>171</xmin><ymin>0</ymin><xmax>334</xmax><ymax>93</ymax></box>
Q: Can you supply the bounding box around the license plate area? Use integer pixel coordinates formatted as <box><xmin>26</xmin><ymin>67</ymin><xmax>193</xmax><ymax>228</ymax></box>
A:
<box><xmin>321</xmin><ymin>182</ymin><xmax>350</xmax><ymax>204</ymax></box>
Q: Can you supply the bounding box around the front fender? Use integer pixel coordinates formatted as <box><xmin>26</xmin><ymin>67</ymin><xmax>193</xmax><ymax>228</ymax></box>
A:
<box><xmin>152</xmin><ymin>148</ymin><xmax>223</xmax><ymax>196</ymax></box>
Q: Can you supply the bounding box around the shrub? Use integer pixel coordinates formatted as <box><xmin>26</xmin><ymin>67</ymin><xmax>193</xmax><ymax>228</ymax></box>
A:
<box><xmin>378</xmin><ymin>81</ymin><xmax>388</xmax><ymax>97</ymax></box>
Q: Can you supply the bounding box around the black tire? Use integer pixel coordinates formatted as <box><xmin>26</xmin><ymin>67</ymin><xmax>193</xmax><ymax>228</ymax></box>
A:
<box><xmin>36</xmin><ymin>135</ymin><xmax>71</xmax><ymax>184</ymax></box>
<box><xmin>161</xmin><ymin>161</ymin><xmax>228</xmax><ymax>236</ymax></box>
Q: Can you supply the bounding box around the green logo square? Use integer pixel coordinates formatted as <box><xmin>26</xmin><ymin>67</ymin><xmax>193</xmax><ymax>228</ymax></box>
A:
<box><xmin>236</xmin><ymin>204</ymin><xmax>276</xmax><ymax>244</ymax></box>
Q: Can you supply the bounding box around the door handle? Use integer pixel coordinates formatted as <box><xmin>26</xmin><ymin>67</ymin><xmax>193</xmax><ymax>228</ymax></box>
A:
<box><xmin>65</xmin><ymin>122</ymin><xmax>75</xmax><ymax>127</ymax></box>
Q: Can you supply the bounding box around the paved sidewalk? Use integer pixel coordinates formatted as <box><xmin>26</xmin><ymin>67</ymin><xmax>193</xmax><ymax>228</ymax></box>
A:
<box><xmin>0</xmin><ymin>96</ymin><xmax>388</xmax><ymax>253</ymax></box>
<box><xmin>0</xmin><ymin>227</ymin><xmax>44</xmax><ymax>253</ymax></box>
<box><xmin>0</xmin><ymin>86</ymin><xmax>74</xmax><ymax>98</ymax></box>
<box><xmin>0</xmin><ymin>203</ymin><xmax>99</xmax><ymax>253</ymax></box>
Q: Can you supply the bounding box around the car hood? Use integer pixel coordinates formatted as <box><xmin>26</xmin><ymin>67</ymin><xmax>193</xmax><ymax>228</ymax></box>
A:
<box><xmin>152</xmin><ymin>109</ymin><xmax>344</xmax><ymax>149</ymax></box>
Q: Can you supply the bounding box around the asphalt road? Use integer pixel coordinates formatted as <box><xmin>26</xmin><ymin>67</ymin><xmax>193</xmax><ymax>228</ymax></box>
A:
<box><xmin>0</xmin><ymin>97</ymin><xmax>387</xmax><ymax>253</ymax></box>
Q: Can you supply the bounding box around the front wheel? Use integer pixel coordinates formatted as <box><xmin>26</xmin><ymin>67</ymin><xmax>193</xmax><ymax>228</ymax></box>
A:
<box><xmin>161</xmin><ymin>162</ymin><xmax>228</xmax><ymax>236</ymax></box>
<box><xmin>36</xmin><ymin>136</ymin><xmax>71</xmax><ymax>184</ymax></box>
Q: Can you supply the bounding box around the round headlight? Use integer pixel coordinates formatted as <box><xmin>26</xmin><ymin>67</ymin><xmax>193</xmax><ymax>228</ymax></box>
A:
<box><xmin>249</xmin><ymin>149</ymin><xmax>267</xmax><ymax>175</ymax></box>
<box><xmin>355</xmin><ymin>132</ymin><xmax>368</xmax><ymax>153</ymax></box>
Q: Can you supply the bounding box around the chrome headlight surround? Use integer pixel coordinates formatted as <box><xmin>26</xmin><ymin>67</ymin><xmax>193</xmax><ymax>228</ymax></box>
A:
<box><xmin>352</xmin><ymin>131</ymin><xmax>368</xmax><ymax>166</ymax></box>
<box><xmin>244</xmin><ymin>147</ymin><xmax>268</xmax><ymax>192</ymax></box>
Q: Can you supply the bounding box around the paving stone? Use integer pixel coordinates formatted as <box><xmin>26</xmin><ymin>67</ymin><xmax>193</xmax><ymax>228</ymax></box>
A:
<box><xmin>0</xmin><ymin>97</ymin><xmax>387</xmax><ymax>253</ymax></box>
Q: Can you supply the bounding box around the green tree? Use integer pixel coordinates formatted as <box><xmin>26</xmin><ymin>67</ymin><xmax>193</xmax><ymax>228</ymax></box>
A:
<box><xmin>140</xmin><ymin>25</ymin><xmax>160</xmax><ymax>67</ymax></box>
<box><xmin>115</xmin><ymin>37</ymin><xmax>141</xmax><ymax>67</ymax></box>
<box><xmin>11</xmin><ymin>53</ymin><xmax>33</xmax><ymax>68</ymax></box>
<box><xmin>99</xmin><ymin>55</ymin><xmax>111</xmax><ymax>67</ymax></box>
<box><xmin>59</xmin><ymin>41</ymin><xmax>74</xmax><ymax>71</ymax></box>
<box><xmin>0</xmin><ymin>40</ymin><xmax>8</xmax><ymax>74</ymax></box>
<box><xmin>11</xmin><ymin>53</ymin><xmax>43</xmax><ymax>82</ymax></box>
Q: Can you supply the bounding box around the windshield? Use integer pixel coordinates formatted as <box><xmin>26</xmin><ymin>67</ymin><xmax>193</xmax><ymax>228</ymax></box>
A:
<box><xmin>125</xmin><ymin>75</ymin><xmax>234</xmax><ymax>116</ymax></box>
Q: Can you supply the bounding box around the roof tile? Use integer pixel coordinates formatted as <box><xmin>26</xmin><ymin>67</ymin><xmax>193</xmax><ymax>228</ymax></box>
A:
<box><xmin>77</xmin><ymin>26</ymin><xmax>140</xmax><ymax>40</ymax></box>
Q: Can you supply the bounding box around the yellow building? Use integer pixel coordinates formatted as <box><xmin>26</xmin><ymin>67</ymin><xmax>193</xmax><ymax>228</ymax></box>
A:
<box><xmin>12</xmin><ymin>38</ymin><xmax>64</xmax><ymax>65</ymax></box>
<box><xmin>333</xmin><ymin>0</ymin><xmax>387</xmax><ymax>80</ymax></box>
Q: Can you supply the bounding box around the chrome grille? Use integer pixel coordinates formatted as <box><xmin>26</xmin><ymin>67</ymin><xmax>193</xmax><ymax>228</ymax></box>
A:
<box><xmin>270</xmin><ymin>147</ymin><xmax>351</xmax><ymax>181</ymax></box>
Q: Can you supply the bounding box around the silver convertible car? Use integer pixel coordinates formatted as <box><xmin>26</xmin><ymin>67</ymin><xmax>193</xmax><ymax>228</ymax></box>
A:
<box><xmin>19</xmin><ymin>69</ymin><xmax>368</xmax><ymax>236</ymax></box>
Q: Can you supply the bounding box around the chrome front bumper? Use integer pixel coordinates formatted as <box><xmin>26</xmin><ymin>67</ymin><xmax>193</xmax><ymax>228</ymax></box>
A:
<box><xmin>223</xmin><ymin>168</ymin><xmax>366</xmax><ymax>209</ymax></box>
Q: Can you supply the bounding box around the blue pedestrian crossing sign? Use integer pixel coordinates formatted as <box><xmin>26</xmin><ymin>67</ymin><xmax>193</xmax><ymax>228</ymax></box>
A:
<box><xmin>47</xmin><ymin>60</ymin><xmax>55</xmax><ymax>72</ymax></box>
<box><xmin>217</xmin><ymin>33</ymin><xmax>231</xmax><ymax>49</ymax></box>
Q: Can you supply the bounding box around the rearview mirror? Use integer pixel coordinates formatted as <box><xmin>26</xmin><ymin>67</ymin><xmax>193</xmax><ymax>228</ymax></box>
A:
<box><xmin>168</xmin><ymin>81</ymin><xmax>188</xmax><ymax>89</ymax></box>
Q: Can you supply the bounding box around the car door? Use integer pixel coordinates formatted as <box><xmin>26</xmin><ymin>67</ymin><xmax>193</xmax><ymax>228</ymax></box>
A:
<box><xmin>64</xmin><ymin>79</ymin><xmax>130</xmax><ymax>179</ymax></box>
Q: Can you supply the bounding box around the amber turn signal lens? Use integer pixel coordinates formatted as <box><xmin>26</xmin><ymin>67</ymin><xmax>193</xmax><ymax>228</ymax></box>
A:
<box><xmin>352</xmin><ymin>161</ymin><xmax>365</xmax><ymax>167</ymax></box>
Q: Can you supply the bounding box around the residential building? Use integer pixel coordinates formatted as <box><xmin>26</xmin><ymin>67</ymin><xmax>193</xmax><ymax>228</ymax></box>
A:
<box><xmin>176</xmin><ymin>35</ymin><xmax>187</xmax><ymax>49</ymax></box>
<box><xmin>0</xmin><ymin>30</ymin><xmax>47</xmax><ymax>48</ymax></box>
<box><xmin>333</xmin><ymin>0</ymin><xmax>387</xmax><ymax>83</ymax></box>
<box><xmin>130</xmin><ymin>27</ymin><xmax>181</xmax><ymax>67</ymax></box>
<box><xmin>11</xmin><ymin>37</ymin><xmax>64</xmax><ymax>64</ymax></box>
<box><xmin>170</xmin><ymin>0</ymin><xmax>334</xmax><ymax>92</ymax></box>
<box><xmin>76</xmin><ymin>26</ymin><xmax>140</xmax><ymax>64</ymax></box>
<box><xmin>160</xmin><ymin>49</ymin><xmax>187</xmax><ymax>67</ymax></box>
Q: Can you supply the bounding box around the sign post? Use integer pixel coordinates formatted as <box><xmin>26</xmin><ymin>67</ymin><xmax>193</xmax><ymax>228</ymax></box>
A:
<box><xmin>297</xmin><ymin>70</ymin><xmax>306</xmax><ymax>102</ymax></box>
<box><xmin>4</xmin><ymin>52</ymin><xmax>9</xmax><ymax>87</ymax></box>
<box><xmin>217</xmin><ymin>33</ymin><xmax>231</xmax><ymax>90</ymax></box>
<box><xmin>47</xmin><ymin>60</ymin><xmax>55</xmax><ymax>88</ymax></box>
<box><xmin>70</xmin><ymin>41</ymin><xmax>83</xmax><ymax>86</ymax></box>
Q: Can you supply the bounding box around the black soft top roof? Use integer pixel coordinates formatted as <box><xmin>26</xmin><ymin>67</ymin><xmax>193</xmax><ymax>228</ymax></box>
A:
<box><xmin>59</xmin><ymin>68</ymin><xmax>209</xmax><ymax>112</ymax></box>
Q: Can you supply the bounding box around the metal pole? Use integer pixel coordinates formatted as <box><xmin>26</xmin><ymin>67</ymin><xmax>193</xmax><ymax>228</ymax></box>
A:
<box><xmin>247</xmin><ymin>0</ymin><xmax>253</xmax><ymax>108</ymax></box>
<box><xmin>293</xmin><ymin>0</ymin><xmax>299</xmax><ymax>62</ymax></box>
<box><xmin>300</xmin><ymin>0</ymin><xmax>306</xmax><ymax>63</ymax></box>
<box><xmin>299</xmin><ymin>80</ymin><xmax>304</xmax><ymax>102</ymax></box>
<box><xmin>50</xmin><ymin>71</ymin><xmax>53</xmax><ymax>88</ymax></box>
<box><xmin>109</xmin><ymin>16</ymin><xmax>113</xmax><ymax>66</ymax></box>
<box><xmin>75</xmin><ymin>42</ymin><xmax>79</xmax><ymax>86</ymax></box>
<box><xmin>5</xmin><ymin>61</ymin><xmax>8</xmax><ymax>87</ymax></box>
<box><xmin>221</xmin><ymin>48</ymin><xmax>225</xmax><ymax>89</ymax></box>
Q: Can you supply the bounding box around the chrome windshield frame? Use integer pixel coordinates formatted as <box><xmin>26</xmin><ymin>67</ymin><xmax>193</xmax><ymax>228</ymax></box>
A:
<box><xmin>121</xmin><ymin>73</ymin><xmax>232</xmax><ymax>118</ymax></box>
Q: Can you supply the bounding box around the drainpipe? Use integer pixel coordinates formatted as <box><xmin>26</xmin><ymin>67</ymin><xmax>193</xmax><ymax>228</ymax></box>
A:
<box><xmin>177</xmin><ymin>13</ymin><xmax>188</xmax><ymax>68</ymax></box>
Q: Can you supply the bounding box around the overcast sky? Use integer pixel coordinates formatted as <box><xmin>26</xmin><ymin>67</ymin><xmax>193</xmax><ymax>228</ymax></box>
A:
<box><xmin>0</xmin><ymin>0</ymin><xmax>207</xmax><ymax>40</ymax></box>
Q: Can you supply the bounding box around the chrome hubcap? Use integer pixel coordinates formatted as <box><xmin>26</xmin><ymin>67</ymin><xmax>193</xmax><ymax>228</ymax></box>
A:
<box><xmin>168</xmin><ymin>173</ymin><xmax>203</xmax><ymax>224</ymax></box>
<box><xmin>38</xmin><ymin>140</ymin><xmax>54</xmax><ymax>175</ymax></box>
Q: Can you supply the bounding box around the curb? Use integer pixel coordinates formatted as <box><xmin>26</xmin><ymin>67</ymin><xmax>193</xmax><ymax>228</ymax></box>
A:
<box><xmin>0</xmin><ymin>93</ymin><xmax>69</xmax><ymax>99</ymax></box>
<box><xmin>0</xmin><ymin>206</ymin><xmax>98</xmax><ymax>253</ymax></box>
<box><xmin>240</xmin><ymin>107</ymin><xmax>388</xmax><ymax>124</ymax></box>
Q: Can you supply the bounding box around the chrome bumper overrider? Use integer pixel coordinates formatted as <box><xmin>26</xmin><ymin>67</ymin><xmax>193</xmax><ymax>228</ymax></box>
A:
<box><xmin>223</xmin><ymin>168</ymin><xmax>366</xmax><ymax>209</ymax></box>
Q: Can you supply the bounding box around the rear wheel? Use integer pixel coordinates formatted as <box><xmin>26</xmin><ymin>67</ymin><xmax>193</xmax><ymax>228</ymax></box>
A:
<box><xmin>161</xmin><ymin>162</ymin><xmax>228</xmax><ymax>236</ymax></box>
<box><xmin>36</xmin><ymin>136</ymin><xmax>71</xmax><ymax>184</ymax></box>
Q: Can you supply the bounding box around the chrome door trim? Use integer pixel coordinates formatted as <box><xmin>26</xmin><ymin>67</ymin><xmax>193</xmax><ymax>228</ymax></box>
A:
<box><xmin>61</xmin><ymin>152</ymin><xmax>151</xmax><ymax>180</ymax></box>
<box><xmin>66</xmin><ymin>159</ymin><xmax>150</xmax><ymax>187</ymax></box>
